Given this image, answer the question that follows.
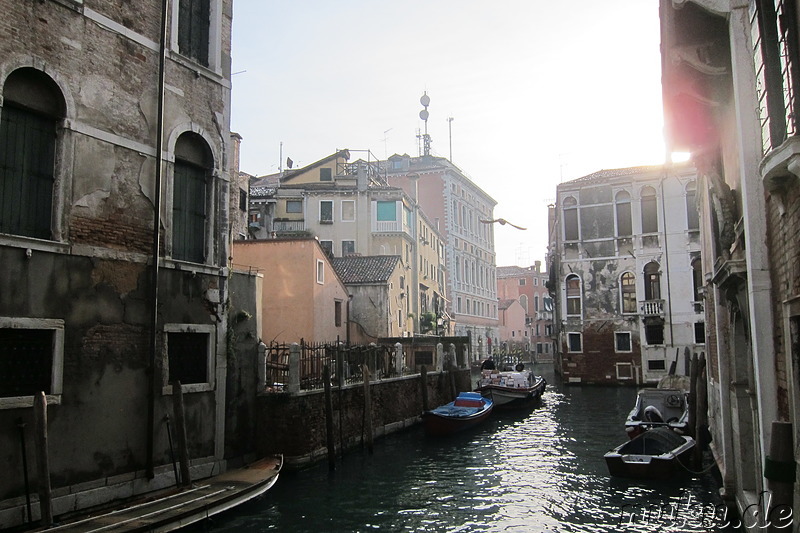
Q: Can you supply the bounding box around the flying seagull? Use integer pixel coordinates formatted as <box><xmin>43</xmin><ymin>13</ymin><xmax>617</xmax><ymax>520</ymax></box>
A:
<box><xmin>479</xmin><ymin>218</ymin><xmax>527</xmax><ymax>230</ymax></box>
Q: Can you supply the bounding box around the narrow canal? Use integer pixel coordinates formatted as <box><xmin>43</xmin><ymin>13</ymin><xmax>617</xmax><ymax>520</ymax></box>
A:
<box><xmin>194</xmin><ymin>365</ymin><xmax>739</xmax><ymax>532</ymax></box>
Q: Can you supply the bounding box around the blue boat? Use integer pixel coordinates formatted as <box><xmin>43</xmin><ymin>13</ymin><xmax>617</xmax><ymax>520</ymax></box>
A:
<box><xmin>422</xmin><ymin>392</ymin><xmax>494</xmax><ymax>436</ymax></box>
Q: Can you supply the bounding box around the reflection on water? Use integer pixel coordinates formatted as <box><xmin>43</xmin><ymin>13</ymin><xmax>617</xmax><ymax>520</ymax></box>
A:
<box><xmin>194</xmin><ymin>365</ymin><xmax>738</xmax><ymax>532</ymax></box>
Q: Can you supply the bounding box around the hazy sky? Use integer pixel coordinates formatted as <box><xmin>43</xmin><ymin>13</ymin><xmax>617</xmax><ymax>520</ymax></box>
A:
<box><xmin>230</xmin><ymin>1</ymin><xmax>665</xmax><ymax>267</ymax></box>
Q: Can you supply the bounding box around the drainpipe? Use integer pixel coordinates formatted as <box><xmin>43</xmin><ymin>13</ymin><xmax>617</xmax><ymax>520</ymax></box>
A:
<box><xmin>146</xmin><ymin>0</ymin><xmax>169</xmax><ymax>479</ymax></box>
<box><xmin>660</xmin><ymin>166</ymin><xmax>675</xmax><ymax>349</ymax></box>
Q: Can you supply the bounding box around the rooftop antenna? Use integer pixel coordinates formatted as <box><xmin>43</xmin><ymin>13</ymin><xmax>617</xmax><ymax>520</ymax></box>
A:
<box><xmin>279</xmin><ymin>141</ymin><xmax>283</xmax><ymax>177</ymax></box>
<box><xmin>419</xmin><ymin>92</ymin><xmax>431</xmax><ymax>156</ymax></box>
<box><xmin>447</xmin><ymin>116</ymin><xmax>454</xmax><ymax>162</ymax></box>
<box><xmin>381</xmin><ymin>128</ymin><xmax>392</xmax><ymax>159</ymax></box>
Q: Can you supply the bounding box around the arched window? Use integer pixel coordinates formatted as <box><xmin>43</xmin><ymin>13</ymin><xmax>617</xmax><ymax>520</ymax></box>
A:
<box><xmin>0</xmin><ymin>68</ymin><xmax>65</xmax><ymax>239</ymax></box>
<box><xmin>519</xmin><ymin>294</ymin><xmax>528</xmax><ymax>313</ymax></box>
<box><xmin>615</xmin><ymin>190</ymin><xmax>632</xmax><ymax>237</ymax></box>
<box><xmin>563</xmin><ymin>196</ymin><xmax>579</xmax><ymax>240</ymax></box>
<box><xmin>644</xmin><ymin>262</ymin><xmax>661</xmax><ymax>300</ymax></box>
<box><xmin>620</xmin><ymin>272</ymin><xmax>637</xmax><ymax>313</ymax></box>
<box><xmin>641</xmin><ymin>186</ymin><xmax>658</xmax><ymax>233</ymax></box>
<box><xmin>173</xmin><ymin>132</ymin><xmax>213</xmax><ymax>263</ymax></box>
<box><xmin>565</xmin><ymin>274</ymin><xmax>582</xmax><ymax>316</ymax></box>
<box><xmin>686</xmin><ymin>181</ymin><xmax>699</xmax><ymax>230</ymax></box>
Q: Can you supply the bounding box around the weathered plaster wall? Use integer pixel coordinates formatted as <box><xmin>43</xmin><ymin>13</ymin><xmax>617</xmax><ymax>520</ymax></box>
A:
<box><xmin>0</xmin><ymin>249</ymin><xmax>223</xmax><ymax>499</ymax></box>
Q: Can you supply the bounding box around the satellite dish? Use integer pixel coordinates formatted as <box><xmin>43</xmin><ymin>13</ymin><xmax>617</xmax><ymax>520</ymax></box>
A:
<box><xmin>420</xmin><ymin>93</ymin><xmax>430</xmax><ymax>107</ymax></box>
<box><xmin>419</xmin><ymin>109</ymin><xmax>429</xmax><ymax>121</ymax></box>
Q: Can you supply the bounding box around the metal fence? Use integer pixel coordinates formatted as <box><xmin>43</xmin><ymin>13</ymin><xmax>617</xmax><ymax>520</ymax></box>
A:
<box><xmin>263</xmin><ymin>340</ymin><xmax>398</xmax><ymax>393</ymax></box>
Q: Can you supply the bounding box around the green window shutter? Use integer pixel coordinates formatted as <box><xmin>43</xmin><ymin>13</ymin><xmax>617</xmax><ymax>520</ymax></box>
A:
<box><xmin>376</xmin><ymin>201</ymin><xmax>396</xmax><ymax>221</ymax></box>
<box><xmin>173</xmin><ymin>161</ymin><xmax>207</xmax><ymax>262</ymax></box>
<box><xmin>0</xmin><ymin>106</ymin><xmax>55</xmax><ymax>239</ymax></box>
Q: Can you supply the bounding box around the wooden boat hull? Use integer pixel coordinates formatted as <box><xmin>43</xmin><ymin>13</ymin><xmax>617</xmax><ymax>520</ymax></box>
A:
<box><xmin>422</xmin><ymin>393</ymin><xmax>493</xmax><ymax>436</ymax></box>
<box><xmin>605</xmin><ymin>428</ymin><xmax>695</xmax><ymax>480</ymax></box>
<box><xmin>475</xmin><ymin>376</ymin><xmax>546</xmax><ymax>409</ymax></box>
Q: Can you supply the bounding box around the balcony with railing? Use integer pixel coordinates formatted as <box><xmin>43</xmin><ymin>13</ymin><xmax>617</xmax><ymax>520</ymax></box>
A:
<box><xmin>273</xmin><ymin>219</ymin><xmax>306</xmax><ymax>233</ymax></box>
<box><xmin>640</xmin><ymin>299</ymin><xmax>664</xmax><ymax>317</ymax></box>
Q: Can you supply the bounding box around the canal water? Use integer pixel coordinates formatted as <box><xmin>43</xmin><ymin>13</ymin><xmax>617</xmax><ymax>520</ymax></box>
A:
<box><xmin>194</xmin><ymin>365</ymin><xmax>740</xmax><ymax>532</ymax></box>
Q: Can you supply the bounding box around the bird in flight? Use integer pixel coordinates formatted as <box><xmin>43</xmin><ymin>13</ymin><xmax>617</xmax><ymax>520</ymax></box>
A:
<box><xmin>479</xmin><ymin>218</ymin><xmax>527</xmax><ymax>230</ymax></box>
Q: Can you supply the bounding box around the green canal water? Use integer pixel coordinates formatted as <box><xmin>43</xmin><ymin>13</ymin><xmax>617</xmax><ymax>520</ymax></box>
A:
<box><xmin>193</xmin><ymin>365</ymin><xmax>740</xmax><ymax>532</ymax></box>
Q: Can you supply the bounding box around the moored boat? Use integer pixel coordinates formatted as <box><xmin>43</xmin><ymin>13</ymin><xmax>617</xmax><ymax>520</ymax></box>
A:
<box><xmin>625</xmin><ymin>387</ymin><xmax>688</xmax><ymax>439</ymax></box>
<box><xmin>605</xmin><ymin>427</ymin><xmax>695</xmax><ymax>480</ymax></box>
<box><xmin>422</xmin><ymin>392</ymin><xmax>494</xmax><ymax>436</ymax></box>
<box><xmin>475</xmin><ymin>369</ymin><xmax>547</xmax><ymax>409</ymax></box>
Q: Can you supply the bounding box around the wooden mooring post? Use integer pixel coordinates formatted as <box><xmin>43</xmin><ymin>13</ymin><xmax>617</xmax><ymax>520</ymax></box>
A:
<box><xmin>171</xmin><ymin>382</ymin><xmax>191</xmax><ymax>487</ymax></box>
<box><xmin>420</xmin><ymin>365</ymin><xmax>429</xmax><ymax>412</ymax></box>
<box><xmin>33</xmin><ymin>392</ymin><xmax>52</xmax><ymax>527</ymax></box>
<box><xmin>362</xmin><ymin>364</ymin><xmax>374</xmax><ymax>455</ymax></box>
<box><xmin>323</xmin><ymin>365</ymin><xmax>336</xmax><ymax>470</ymax></box>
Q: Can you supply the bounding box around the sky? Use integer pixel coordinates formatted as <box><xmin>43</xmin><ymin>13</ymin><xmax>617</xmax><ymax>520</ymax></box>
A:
<box><xmin>230</xmin><ymin>1</ymin><xmax>666</xmax><ymax>267</ymax></box>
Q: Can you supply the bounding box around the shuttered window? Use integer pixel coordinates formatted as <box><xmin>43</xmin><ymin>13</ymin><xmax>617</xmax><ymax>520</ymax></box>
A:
<box><xmin>0</xmin><ymin>105</ymin><xmax>56</xmax><ymax>239</ymax></box>
<box><xmin>178</xmin><ymin>0</ymin><xmax>210</xmax><ymax>67</ymax></box>
<box><xmin>172</xmin><ymin>160</ymin><xmax>207</xmax><ymax>262</ymax></box>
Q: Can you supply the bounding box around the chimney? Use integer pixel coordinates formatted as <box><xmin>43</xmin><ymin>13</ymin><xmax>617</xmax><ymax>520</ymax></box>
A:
<box><xmin>534</xmin><ymin>260</ymin><xmax>541</xmax><ymax>273</ymax></box>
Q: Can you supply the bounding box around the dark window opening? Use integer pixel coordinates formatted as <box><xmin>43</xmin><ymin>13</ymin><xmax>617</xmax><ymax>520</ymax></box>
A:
<box><xmin>563</xmin><ymin>197</ymin><xmax>579</xmax><ymax>240</ymax></box>
<box><xmin>686</xmin><ymin>183</ymin><xmax>699</xmax><ymax>230</ymax></box>
<box><xmin>335</xmin><ymin>301</ymin><xmax>342</xmax><ymax>327</ymax></box>
<box><xmin>178</xmin><ymin>0</ymin><xmax>210</xmax><ymax>67</ymax></box>
<box><xmin>320</xmin><ymin>167</ymin><xmax>332</xmax><ymax>181</ymax></box>
<box><xmin>615</xmin><ymin>332</ymin><xmax>632</xmax><ymax>352</ymax></box>
<box><xmin>645</xmin><ymin>324</ymin><xmax>664</xmax><ymax>345</ymax></box>
<box><xmin>239</xmin><ymin>189</ymin><xmax>247</xmax><ymax>211</ymax></box>
<box><xmin>568</xmin><ymin>332</ymin><xmax>582</xmax><ymax>352</ymax></box>
<box><xmin>644</xmin><ymin>262</ymin><xmax>661</xmax><ymax>300</ymax></box>
<box><xmin>647</xmin><ymin>359</ymin><xmax>667</xmax><ymax>371</ymax></box>
<box><xmin>695</xmin><ymin>322</ymin><xmax>706</xmax><ymax>344</ymax></box>
<box><xmin>167</xmin><ymin>332</ymin><xmax>209</xmax><ymax>385</ymax></box>
<box><xmin>615</xmin><ymin>191</ymin><xmax>632</xmax><ymax>236</ymax></box>
<box><xmin>0</xmin><ymin>329</ymin><xmax>54</xmax><ymax>397</ymax></box>
<box><xmin>641</xmin><ymin>187</ymin><xmax>658</xmax><ymax>233</ymax></box>
<box><xmin>320</xmin><ymin>201</ymin><xmax>333</xmax><ymax>223</ymax></box>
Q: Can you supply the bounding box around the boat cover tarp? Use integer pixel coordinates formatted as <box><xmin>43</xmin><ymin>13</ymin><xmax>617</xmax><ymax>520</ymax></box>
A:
<box><xmin>621</xmin><ymin>427</ymin><xmax>686</xmax><ymax>455</ymax></box>
<box><xmin>430</xmin><ymin>404</ymin><xmax>481</xmax><ymax>417</ymax></box>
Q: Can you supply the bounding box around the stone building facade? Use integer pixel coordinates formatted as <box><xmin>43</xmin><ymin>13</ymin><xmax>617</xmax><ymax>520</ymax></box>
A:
<box><xmin>496</xmin><ymin>263</ymin><xmax>555</xmax><ymax>361</ymax></box>
<box><xmin>0</xmin><ymin>0</ymin><xmax>243</xmax><ymax>527</ymax></box>
<box><xmin>386</xmin><ymin>154</ymin><xmax>498</xmax><ymax>360</ymax></box>
<box><xmin>660</xmin><ymin>0</ymin><xmax>800</xmax><ymax>525</ymax></box>
<box><xmin>549</xmin><ymin>164</ymin><xmax>703</xmax><ymax>385</ymax></box>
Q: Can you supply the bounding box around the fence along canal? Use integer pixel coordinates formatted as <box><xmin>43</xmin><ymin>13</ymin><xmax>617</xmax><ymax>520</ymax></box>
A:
<box><xmin>253</xmin><ymin>337</ymin><xmax>474</xmax><ymax>467</ymax></box>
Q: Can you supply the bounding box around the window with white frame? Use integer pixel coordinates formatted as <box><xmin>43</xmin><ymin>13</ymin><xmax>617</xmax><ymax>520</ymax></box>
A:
<box><xmin>316</xmin><ymin>259</ymin><xmax>324</xmax><ymax>284</ymax></box>
<box><xmin>341</xmin><ymin>200</ymin><xmax>355</xmax><ymax>221</ymax></box>
<box><xmin>563</xmin><ymin>196</ymin><xmax>579</xmax><ymax>240</ymax></box>
<box><xmin>320</xmin><ymin>201</ymin><xmax>333</xmax><ymax>223</ymax></box>
<box><xmin>286</xmin><ymin>199</ymin><xmax>302</xmax><ymax>213</ymax></box>
<box><xmin>342</xmin><ymin>240</ymin><xmax>355</xmax><ymax>255</ymax></box>
<box><xmin>566</xmin><ymin>274</ymin><xmax>582</xmax><ymax>316</ymax></box>
<box><xmin>0</xmin><ymin>318</ymin><xmax>64</xmax><ymax>408</ymax></box>
<box><xmin>686</xmin><ymin>181</ymin><xmax>699</xmax><ymax>231</ymax></box>
<box><xmin>616</xmin><ymin>363</ymin><xmax>633</xmax><ymax>380</ymax></box>
<box><xmin>615</xmin><ymin>331</ymin><xmax>632</xmax><ymax>352</ymax></box>
<box><xmin>567</xmin><ymin>332</ymin><xmax>582</xmax><ymax>353</ymax></box>
<box><xmin>620</xmin><ymin>272</ymin><xmax>637</xmax><ymax>314</ymax></box>
<box><xmin>163</xmin><ymin>324</ymin><xmax>215</xmax><ymax>394</ymax></box>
